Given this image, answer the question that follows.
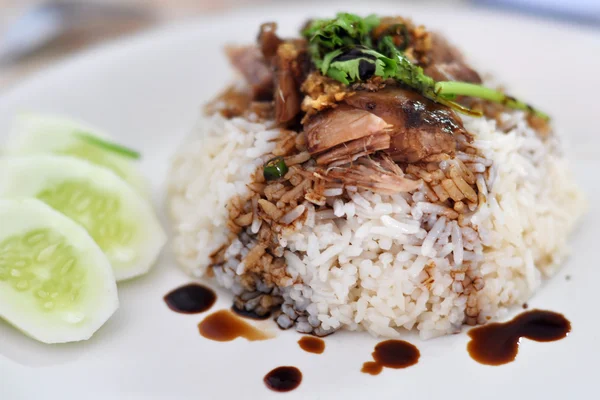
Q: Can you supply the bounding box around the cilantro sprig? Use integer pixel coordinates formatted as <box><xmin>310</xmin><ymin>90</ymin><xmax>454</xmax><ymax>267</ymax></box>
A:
<box><xmin>302</xmin><ymin>13</ymin><xmax>549</xmax><ymax>120</ymax></box>
<box><xmin>303</xmin><ymin>13</ymin><xmax>379</xmax><ymax>54</ymax></box>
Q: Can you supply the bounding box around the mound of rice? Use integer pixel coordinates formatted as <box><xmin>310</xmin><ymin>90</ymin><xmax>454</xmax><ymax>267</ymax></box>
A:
<box><xmin>168</xmin><ymin>103</ymin><xmax>585</xmax><ymax>339</ymax></box>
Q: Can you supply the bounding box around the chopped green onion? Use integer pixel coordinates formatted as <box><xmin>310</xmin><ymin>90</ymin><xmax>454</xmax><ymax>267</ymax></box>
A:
<box><xmin>434</xmin><ymin>81</ymin><xmax>549</xmax><ymax>120</ymax></box>
<box><xmin>263</xmin><ymin>156</ymin><xmax>288</xmax><ymax>181</ymax></box>
<box><xmin>76</xmin><ymin>132</ymin><xmax>141</xmax><ymax>160</ymax></box>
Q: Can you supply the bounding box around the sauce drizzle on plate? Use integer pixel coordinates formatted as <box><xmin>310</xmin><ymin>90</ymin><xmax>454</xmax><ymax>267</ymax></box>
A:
<box><xmin>264</xmin><ymin>366</ymin><xmax>302</xmax><ymax>392</ymax></box>
<box><xmin>361</xmin><ymin>339</ymin><xmax>420</xmax><ymax>375</ymax></box>
<box><xmin>298</xmin><ymin>336</ymin><xmax>325</xmax><ymax>354</ymax></box>
<box><xmin>163</xmin><ymin>283</ymin><xmax>216</xmax><ymax>314</ymax></box>
<box><xmin>467</xmin><ymin>309</ymin><xmax>571</xmax><ymax>365</ymax></box>
<box><xmin>198</xmin><ymin>309</ymin><xmax>272</xmax><ymax>342</ymax></box>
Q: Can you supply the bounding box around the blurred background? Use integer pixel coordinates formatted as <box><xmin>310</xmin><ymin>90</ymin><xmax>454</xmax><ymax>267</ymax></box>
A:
<box><xmin>0</xmin><ymin>0</ymin><xmax>598</xmax><ymax>91</ymax></box>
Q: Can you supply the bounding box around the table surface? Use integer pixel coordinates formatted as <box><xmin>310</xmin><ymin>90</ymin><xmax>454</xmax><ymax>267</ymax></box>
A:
<box><xmin>0</xmin><ymin>0</ymin><xmax>277</xmax><ymax>90</ymax></box>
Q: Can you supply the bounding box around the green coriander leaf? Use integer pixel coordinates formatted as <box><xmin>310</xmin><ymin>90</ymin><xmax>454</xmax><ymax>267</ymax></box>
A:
<box><xmin>321</xmin><ymin>47</ymin><xmax>394</xmax><ymax>84</ymax></box>
<box><xmin>362</xmin><ymin>14</ymin><xmax>381</xmax><ymax>32</ymax></box>
<box><xmin>321</xmin><ymin>49</ymin><xmax>343</xmax><ymax>75</ymax></box>
<box><xmin>302</xmin><ymin>13</ymin><xmax>381</xmax><ymax>54</ymax></box>
<box><xmin>326</xmin><ymin>67</ymin><xmax>350</xmax><ymax>85</ymax></box>
<box><xmin>329</xmin><ymin>59</ymin><xmax>363</xmax><ymax>83</ymax></box>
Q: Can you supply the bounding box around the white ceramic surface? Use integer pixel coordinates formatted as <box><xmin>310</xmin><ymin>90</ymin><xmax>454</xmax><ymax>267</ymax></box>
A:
<box><xmin>1</xmin><ymin>2</ymin><xmax>598</xmax><ymax>399</ymax></box>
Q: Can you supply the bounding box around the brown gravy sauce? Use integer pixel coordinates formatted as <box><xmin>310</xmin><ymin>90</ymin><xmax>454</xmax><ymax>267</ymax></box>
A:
<box><xmin>298</xmin><ymin>336</ymin><xmax>325</xmax><ymax>354</ymax></box>
<box><xmin>361</xmin><ymin>339</ymin><xmax>420</xmax><ymax>375</ymax></box>
<box><xmin>467</xmin><ymin>309</ymin><xmax>571</xmax><ymax>365</ymax></box>
<box><xmin>163</xmin><ymin>283</ymin><xmax>216</xmax><ymax>314</ymax></box>
<box><xmin>198</xmin><ymin>309</ymin><xmax>272</xmax><ymax>342</ymax></box>
<box><xmin>264</xmin><ymin>366</ymin><xmax>302</xmax><ymax>392</ymax></box>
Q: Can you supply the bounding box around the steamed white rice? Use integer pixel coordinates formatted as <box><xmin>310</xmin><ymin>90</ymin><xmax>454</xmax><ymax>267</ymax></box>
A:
<box><xmin>168</xmin><ymin>108</ymin><xmax>585</xmax><ymax>339</ymax></box>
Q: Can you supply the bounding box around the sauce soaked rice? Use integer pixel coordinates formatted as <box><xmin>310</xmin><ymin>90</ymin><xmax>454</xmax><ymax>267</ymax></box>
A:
<box><xmin>168</xmin><ymin>107</ymin><xmax>585</xmax><ymax>339</ymax></box>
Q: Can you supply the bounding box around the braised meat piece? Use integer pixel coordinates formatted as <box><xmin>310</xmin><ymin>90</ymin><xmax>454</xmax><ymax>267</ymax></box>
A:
<box><xmin>305</xmin><ymin>104</ymin><xmax>391</xmax><ymax>154</ymax></box>
<box><xmin>316</xmin><ymin>155</ymin><xmax>421</xmax><ymax>194</ymax></box>
<box><xmin>315</xmin><ymin>132</ymin><xmax>391</xmax><ymax>166</ymax></box>
<box><xmin>274</xmin><ymin>42</ymin><xmax>305</xmax><ymax>125</ymax></box>
<box><xmin>258</xmin><ymin>22</ymin><xmax>283</xmax><ymax>62</ymax></box>
<box><xmin>343</xmin><ymin>88</ymin><xmax>465</xmax><ymax>162</ymax></box>
<box><xmin>306</xmin><ymin>88</ymin><xmax>466</xmax><ymax>163</ymax></box>
<box><xmin>425</xmin><ymin>62</ymin><xmax>482</xmax><ymax>84</ymax></box>
<box><xmin>427</xmin><ymin>32</ymin><xmax>465</xmax><ymax>64</ymax></box>
<box><xmin>206</xmin><ymin>85</ymin><xmax>252</xmax><ymax>118</ymax></box>
<box><xmin>424</xmin><ymin>33</ymin><xmax>482</xmax><ymax>84</ymax></box>
<box><xmin>226</xmin><ymin>46</ymin><xmax>274</xmax><ymax>100</ymax></box>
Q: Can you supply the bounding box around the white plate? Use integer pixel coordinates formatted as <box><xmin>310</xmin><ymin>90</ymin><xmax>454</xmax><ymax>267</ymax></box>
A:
<box><xmin>1</xmin><ymin>2</ymin><xmax>598</xmax><ymax>399</ymax></box>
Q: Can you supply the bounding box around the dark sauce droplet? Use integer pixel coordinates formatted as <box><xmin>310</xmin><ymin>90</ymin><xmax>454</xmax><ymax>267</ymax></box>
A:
<box><xmin>361</xmin><ymin>361</ymin><xmax>383</xmax><ymax>376</ymax></box>
<box><xmin>332</xmin><ymin>47</ymin><xmax>376</xmax><ymax>62</ymax></box>
<box><xmin>361</xmin><ymin>339</ymin><xmax>420</xmax><ymax>375</ymax></box>
<box><xmin>198</xmin><ymin>309</ymin><xmax>272</xmax><ymax>342</ymax></box>
<box><xmin>264</xmin><ymin>366</ymin><xmax>302</xmax><ymax>392</ymax></box>
<box><xmin>358</xmin><ymin>59</ymin><xmax>376</xmax><ymax>80</ymax></box>
<box><xmin>231</xmin><ymin>305</ymin><xmax>271</xmax><ymax>320</ymax></box>
<box><xmin>298</xmin><ymin>336</ymin><xmax>325</xmax><ymax>354</ymax></box>
<box><xmin>467</xmin><ymin>309</ymin><xmax>571</xmax><ymax>366</ymax></box>
<box><xmin>163</xmin><ymin>283</ymin><xmax>216</xmax><ymax>314</ymax></box>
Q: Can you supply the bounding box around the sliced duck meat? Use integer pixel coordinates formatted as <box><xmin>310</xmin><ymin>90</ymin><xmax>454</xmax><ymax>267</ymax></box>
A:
<box><xmin>425</xmin><ymin>32</ymin><xmax>482</xmax><ymax>84</ymax></box>
<box><xmin>425</xmin><ymin>62</ymin><xmax>482</xmax><ymax>84</ymax></box>
<box><xmin>257</xmin><ymin>22</ymin><xmax>283</xmax><ymax>62</ymax></box>
<box><xmin>205</xmin><ymin>85</ymin><xmax>252</xmax><ymax>118</ymax></box>
<box><xmin>275</xmin><ymin>68</ymin><xmax>301</xmax><ymax>125</ymax></box>
<box><xmin>315</xmin><ymin>132</ymin><xmax>391</xmax><ymax>166</ymax></box>
<box><xmin>226</xmin><ymin>46</ymin><xmax>274</xmax><ymax>100</ymax></box>
<box><xmin>274</xmin><ymin>41</ymin><xmax>309</xmax><ymax>125</ymax></box>
<box><xmin>344</xmin><ymin>88</ymin><xmax>466</xmax><ymax>163</ymax></box>
<box><xmin>316</xmin><ymin>155</ymin><xmax>421</xmax><ymax>194</ymax></box>
<box><xmin>428</xmin><ymin>32</ymin><xmax>466</xmax><ymax>64</ymax></box>
<box><xmin>305</xmin><ymin>104</ymin><xmax>391</xmax><ymax>154</ymax></box>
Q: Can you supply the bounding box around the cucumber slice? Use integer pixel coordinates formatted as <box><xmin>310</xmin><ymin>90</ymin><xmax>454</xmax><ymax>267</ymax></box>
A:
<box><xmin>4</xmin><ymin>113</ymin><xmax>148</xmax><ymax>194</ymax></box>
<box><xmin>0</xmin><ymin>156</ymin><xmax>167</xmax><ymax>281</ymax></box>
<box><xmin>0</xmin><ymin>198</ymin><xmax>118</xmax><ymax>344</ymax></box>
